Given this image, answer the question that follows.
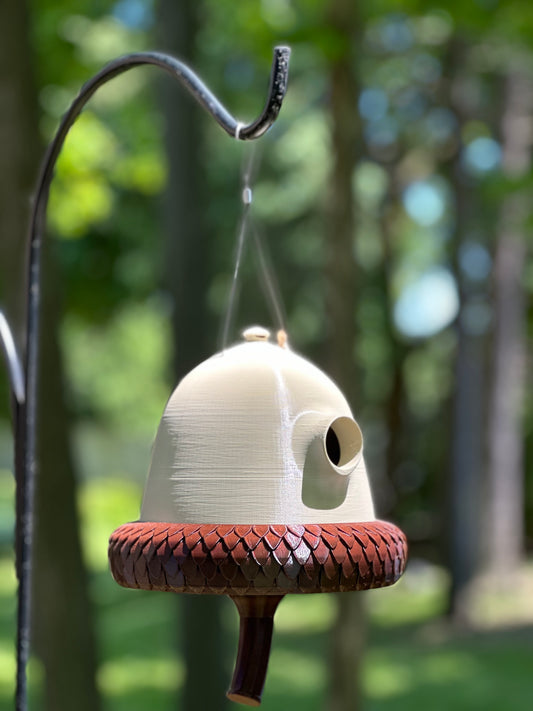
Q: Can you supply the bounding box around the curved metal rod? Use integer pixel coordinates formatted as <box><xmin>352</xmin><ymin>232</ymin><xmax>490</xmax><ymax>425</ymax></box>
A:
<box><xmin>0</xmin><ymin>311</ymin><xmax>25</xmax><ymax>406</ymax></box>
<box><xmin>15</xmin><ymin>47</ymin><xmax>290</xmax><ymax>711</ymax></box>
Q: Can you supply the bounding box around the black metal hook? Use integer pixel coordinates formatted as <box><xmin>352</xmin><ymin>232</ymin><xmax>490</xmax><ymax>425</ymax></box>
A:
<box><xmin>3</xmin><ymin>46</ymin><xmax>290</xmax><ymax>711</ymax></box>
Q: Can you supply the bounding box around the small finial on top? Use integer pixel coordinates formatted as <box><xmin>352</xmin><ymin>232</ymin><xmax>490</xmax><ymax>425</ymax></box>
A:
<box><xmin>243</xmin><ymin>325</ymin><xmax>270</xmax><ymax>342</ymax></box>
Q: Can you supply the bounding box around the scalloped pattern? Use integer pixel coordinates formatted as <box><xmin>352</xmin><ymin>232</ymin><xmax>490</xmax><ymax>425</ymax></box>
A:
<box><xmin>109</xmin><ymin>520</ymin><xmax>407</xmax><ymax>595</ymax></box>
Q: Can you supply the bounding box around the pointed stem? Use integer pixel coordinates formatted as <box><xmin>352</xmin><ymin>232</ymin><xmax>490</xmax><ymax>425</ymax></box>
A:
<box><xmin>227</xmin><ymin>595</ymin><xmax>284</xmax><ymax>706</ymax></box>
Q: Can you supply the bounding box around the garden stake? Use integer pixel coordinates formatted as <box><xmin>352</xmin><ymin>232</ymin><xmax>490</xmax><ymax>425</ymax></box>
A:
<box><xmin>0</xmin><ymin>46</ymin><xmax>289</xmax><ymax>711</ymax></box>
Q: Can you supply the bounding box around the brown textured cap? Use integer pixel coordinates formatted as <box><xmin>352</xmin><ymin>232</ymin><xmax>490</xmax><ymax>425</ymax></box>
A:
<box><xmin>108</xmin><ymin>520</ymin><xmax>407</xmax><ymax>595</ymax></box>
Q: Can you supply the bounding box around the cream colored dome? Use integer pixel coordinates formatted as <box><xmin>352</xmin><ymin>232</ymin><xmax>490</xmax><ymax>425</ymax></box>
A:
<box><xmin>140</xmin><ymin>329</ymin><xmax>375</xmax><ymax>524</ymax></box>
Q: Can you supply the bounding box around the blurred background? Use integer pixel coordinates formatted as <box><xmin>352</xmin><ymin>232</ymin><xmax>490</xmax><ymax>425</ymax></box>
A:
<box><xmin>1</xmin><ymin>0</ymin><xmax>532</xmax><ymax>710</ymax></box>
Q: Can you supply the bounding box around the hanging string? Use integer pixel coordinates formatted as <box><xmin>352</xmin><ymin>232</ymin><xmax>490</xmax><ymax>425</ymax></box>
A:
<box><xmin>220</xmin><ymin>153</ymin><xmax>254</xmax><ymax>350</ymax></box>
<box><xmin>251</xmin><ymin>222</ymin><xmax>287</xmax><ymax>334</ymax></box>
<box><xmin>220</xmin><ymin>144</ymin><xmax>287</xmax><ymax>349</ymax></box>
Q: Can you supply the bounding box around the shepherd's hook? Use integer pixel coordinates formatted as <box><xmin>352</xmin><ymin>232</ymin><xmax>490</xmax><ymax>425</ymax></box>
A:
<box><xmin>0</xmin><ymin>45</ymin><xmax>291</xmax><ymax>711</ymax></box>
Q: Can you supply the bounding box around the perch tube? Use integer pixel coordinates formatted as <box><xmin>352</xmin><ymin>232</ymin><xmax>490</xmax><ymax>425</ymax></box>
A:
<box><xmin>3</xmin><ymin>47</ymin><xmax>290</xmax><ymax>711</ymax></box>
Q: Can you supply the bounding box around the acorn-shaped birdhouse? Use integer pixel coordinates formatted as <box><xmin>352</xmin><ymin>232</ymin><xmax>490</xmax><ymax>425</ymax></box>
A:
<box><xmin>109</xmin><ymin>326</ymin><xmax>407</xmax><ymax>705</ymax></box>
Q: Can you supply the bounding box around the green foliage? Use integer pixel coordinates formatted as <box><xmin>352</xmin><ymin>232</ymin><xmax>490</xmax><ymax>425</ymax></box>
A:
<box><xmin>0</xmin><ymin>0</ymin><xmax>529</xmax><ymax>573</ymax></box>
<box><xmin>62</xmin><ymin>301</ymin><xmax>171</xmax><ymax>435</ymax></box>
<box><xmin>1</xmin><ymin>0</ymin><xmax>533</xmax><ymax>707</ymax></box>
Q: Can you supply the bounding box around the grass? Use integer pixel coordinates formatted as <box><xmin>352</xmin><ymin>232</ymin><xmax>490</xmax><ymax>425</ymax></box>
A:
<box><xmin>0</xmin><ymin>471</ymin><xmax>532</xmax><ymax>710</ymax></box>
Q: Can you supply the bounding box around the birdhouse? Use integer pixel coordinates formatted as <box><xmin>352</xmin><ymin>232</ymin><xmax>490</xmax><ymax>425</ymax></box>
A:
<box><xmin>108</xmin><ymin>326</ymin><xmax>407</xmax><ymax>706</ymax></box>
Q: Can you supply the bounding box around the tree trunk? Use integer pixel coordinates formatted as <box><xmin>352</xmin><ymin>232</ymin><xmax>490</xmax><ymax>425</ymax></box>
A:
<box><xmin>485</xmin><ymin>72</ymin><xmax>531</xmax><ymax>578</ymax></box>
<box><xmin>445</xmin><ymin>40</ymin><xmax>490</xmax><ymax>624</ymax></box>
<box><xmin>0</xmin><ymin>2</ymin><xmax>101</xmax><ymax>709</ymax></box>
<box><xmin>323</xmin><ymin>2</ymin><xmax>362</xmax><ymax>406</ymax></box>
<box><xmin>157</xmin><ymin>2</ymin><xmax>229</xmax><ymax>709</ymax></box>
<box><xmin>0</xmin><ymin>0</ymin><xmax>39</xmax><ymax>341</ymax></box>
<box><xmin>327</xmin><ymin>593</ymin><xmax>366</xmax><ymax>711</ymax></box>
<box><xmin>448</xmin><ymin>314</ymin><xmax>487</xmax><ymax>621</ymax></box>
<box><xmin>33</xmin><ymin>244</ymin><xmax>102</xmax><ymax>711</ymax></box>
<box><xmin>379</xmin><ymin>195</ymin><xmax>409</xmax><ymax>513</ymax></box>
<box><xmin>323</xmin><ymin>2</ymin><xmax>366</xmax><ymax>710</ymax></box>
